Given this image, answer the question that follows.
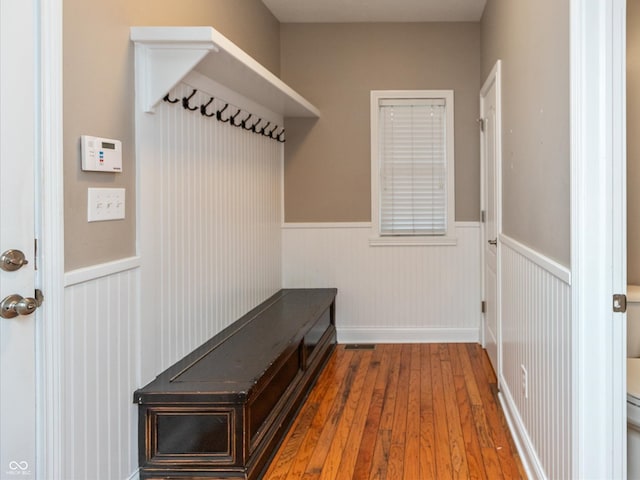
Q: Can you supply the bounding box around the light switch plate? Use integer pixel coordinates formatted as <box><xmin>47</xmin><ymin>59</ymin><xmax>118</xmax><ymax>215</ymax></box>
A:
<box><xmin>88</xmin><ymin>188</ymin><xmax>125</xmax><ymax>222</ymax></box>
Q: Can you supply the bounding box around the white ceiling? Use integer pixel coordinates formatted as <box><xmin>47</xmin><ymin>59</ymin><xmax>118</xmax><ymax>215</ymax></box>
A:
<box><xmin>261</xmin><ymin>0</ymin><xmax>487</xmax><ymax>23</ymax></box>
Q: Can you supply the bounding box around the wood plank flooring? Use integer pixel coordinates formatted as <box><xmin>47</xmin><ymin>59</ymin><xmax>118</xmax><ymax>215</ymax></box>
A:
<box><xmin>263</xmin><ymin>343</ymin><xmax>526</xmax><ymax>480</ymax></box>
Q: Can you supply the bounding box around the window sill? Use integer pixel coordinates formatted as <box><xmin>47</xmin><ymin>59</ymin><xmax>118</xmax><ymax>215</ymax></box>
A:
<box><xmin>368</xmin><ymin>235</ymin><xmax>458</xmax><ymax>247</ymax></box>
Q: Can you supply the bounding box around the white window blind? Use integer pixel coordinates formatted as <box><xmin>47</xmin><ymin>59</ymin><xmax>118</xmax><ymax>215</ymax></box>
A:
<box><xmin>378</xmin><ymin>98</ymin><xmax>447</xmax><ymax>236</ymax></box>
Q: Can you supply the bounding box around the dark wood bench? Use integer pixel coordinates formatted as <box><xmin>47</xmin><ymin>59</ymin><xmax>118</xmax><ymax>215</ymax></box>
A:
<box><xmin>134</xmin><ymin>288</ymin><xmax>337</xmax><ymax>479</ymax></box>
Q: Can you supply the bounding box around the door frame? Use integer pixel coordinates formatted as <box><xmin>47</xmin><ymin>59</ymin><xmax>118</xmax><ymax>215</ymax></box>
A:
<box><xmin>479</xmin><ymin>60</ymin><xmax>503</xmax><ymax>385</ymax></box>
<box><xmin>36</xmin><ymin>0</ymin><xmax>65</xmax><ymax>477</ymax></box>
<box><xmin>570</xmin><ymin>0</ymin><xmax>627</xmax><ymax>478</ymax></box>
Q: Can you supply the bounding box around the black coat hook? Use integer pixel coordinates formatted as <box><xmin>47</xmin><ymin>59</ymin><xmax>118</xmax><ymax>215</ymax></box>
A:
<box><xmin>277</xmin><ymin>128</ymin><xmax>286</xmax><ymax>143</ymax></box>
<box><xmin>182</xmin><ymin>89</ymin><xmax>198</xmax><ymax>111</ymax></box>
<box><xmin>230</xmin><ymin>108</ymin><xmax>243</xmax><ymax>127</ymax></box>
<box><xmin>249</xmin><ymin>118</ymin><xmax>262</xmax><ymax>133</ymax></box>
<box><xmin>200</xmin><ymin>97</ymin><xmax>215</xmax><ymax>117</ymax></box>
<box><xmin>241</xmin><ymin>113</ymin><xmax>254</xmax><ymax>130</ymax></box>
<box><xmin>259</xmin><ymin>121</ymin><xmax>271</xmax><ymax>136</ymax></box>
<box><xmin>268</xmin><ymin>125</ymin><xmax>279</xmax><ymax>139</ymax></box>
<box><xmin>163</xmin><ymin>93</ymin><xmax>180</xmax><ymax>104</ymax></box>
<box><xmin>217</xmin><ymin>103</ymin><xmax>230</xmax><ymax>122</ymax></box>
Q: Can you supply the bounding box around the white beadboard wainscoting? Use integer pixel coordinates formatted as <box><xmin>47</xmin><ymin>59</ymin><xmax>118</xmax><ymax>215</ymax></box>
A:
<box><xmin>499</xmin><ymin>234</ymin><xmax>572</xmax><ymax>480</ymax></box>
<box><xmin>137</xmin><ymin>80</ymin><xmax>283</xmax><ymax>384</ymax></box>
<box><xmin>63</xmin><ymin>259</ymin><xmax>141</xmax><ymax>480</ymax></box>
<box><xmin>59</xmin><ymin>228</ymin><xmax>572</xmax><ymax>480</ymax></box>
<box><xmin>282</xmin><ymin>222</ymin><xmax>481</xmax><ymax>343</ymax></box>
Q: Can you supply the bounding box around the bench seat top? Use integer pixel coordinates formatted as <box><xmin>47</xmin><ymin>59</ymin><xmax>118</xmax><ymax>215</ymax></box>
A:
<box><xmin>134</xmin><ymin>288</ymin><xmax>337</xmax><ymax>403</ymax></box>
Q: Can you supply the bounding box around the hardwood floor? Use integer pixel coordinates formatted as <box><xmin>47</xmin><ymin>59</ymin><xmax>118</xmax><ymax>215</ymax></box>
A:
<box><xmin>263</xmin><ymin>343</ymin><xmax>526</xmax><ymax>480</ymax></box>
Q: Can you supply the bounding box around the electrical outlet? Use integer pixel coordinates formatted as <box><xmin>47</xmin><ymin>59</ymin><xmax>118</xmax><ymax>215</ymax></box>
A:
<box><xmin>521</xmin><ymin>364</ymin><xmax>528</xmax><ymax>399</ymax></box>
<box><xmin>88</xmin><ymin>188</ymin><xmax>125</xmax><ymax>222</ymax></box>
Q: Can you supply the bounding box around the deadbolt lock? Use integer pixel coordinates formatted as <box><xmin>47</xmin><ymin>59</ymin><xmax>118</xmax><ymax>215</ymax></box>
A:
<box><xmin>0</xmin><ymin>249</ymin><xmax>29</xmax><ymax>272</ymax></box>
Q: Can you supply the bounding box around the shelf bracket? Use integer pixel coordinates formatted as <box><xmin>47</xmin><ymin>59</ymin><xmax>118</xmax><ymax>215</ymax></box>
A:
<box><xmin>132</xmin><ymin>34</ymin><xmax>219</xmax><ymax>113</ymax></box>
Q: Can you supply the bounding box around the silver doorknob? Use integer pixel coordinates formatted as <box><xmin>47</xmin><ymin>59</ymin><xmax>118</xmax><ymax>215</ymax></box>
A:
<box><xmin>0</xmin><ymin>293</ymin><xmax>42</xmax><ymax>319</ymax></box>
<box><xmin>0</xmin><ymin>249</ymin><xmax>29</xmax><ymax>272</ymax></box>
<box><xmin>488</xmin><ymin>239</ymin><xmax>497</xmax><ymax>246</ymax></box>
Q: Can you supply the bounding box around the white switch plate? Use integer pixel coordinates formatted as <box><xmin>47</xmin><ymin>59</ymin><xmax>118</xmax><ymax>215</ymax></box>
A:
<box><xmin>88</xmin><ymin>188</ymin><xmax>125</xmax><ymax>222</ymax></box>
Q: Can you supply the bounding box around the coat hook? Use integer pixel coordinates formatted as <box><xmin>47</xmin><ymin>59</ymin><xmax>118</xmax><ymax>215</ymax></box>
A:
<box><xmin>250</xmin><ymin>118</ymin><xmax>262</xmax><ymax>133</ymax></box>
<box><xmin>277</xmin><ymin>128</ymin><xmax>286</xmax><ymax>143</ymax></box>
<box><xmin>217</xmin><ymin>103</ymin><xmax>230</xmax><ymax>123</ymax></box>
<box><xmin>200</xmin><ymin>97</ymin><xmax>215</xmax><ymax>117</ymax></box>
<box><xmin>182</xmin><ymin>89</ymin><xmax>198</xmax><ymax>111</ymax></box>
<box><xmin>230</xmin><ymin>108</ymin><xmax>243</xmax><ymax>127</ymax></box>
<box><xmin>268</xmin><ymin>125</ymin><xmax>279</xmax><ymax>139</ymax></box>
<box><xmin>241</xmin><ymin>113</ymin><xmax>253</xmax><ymax>130</ymax></box>
<box><xmin>163</xmin><ymin>93</ymin><xmax>180</xmax><ymax>104</ymax></box>
<box><xmin>260</xmin><ymin>121</ymin><xmax>271</xmax><ymax>136</ymax></box>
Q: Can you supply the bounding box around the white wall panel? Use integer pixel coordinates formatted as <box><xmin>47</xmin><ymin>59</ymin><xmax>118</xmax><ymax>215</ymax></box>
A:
<box><xmin>499</xmin><ymin>235</ymin><xmax>571</xmax><ymax>480</ymax></box>
<box><xmin>282</xmin><ymin>223</ymin><xmax>481</xmax><ymax>342</ymax></box>
<box><xmin>63</xmin><ymin>265</ymin><xmax>140</xmax><ymax>480</ymax></box>
<box><xmin>138</xmin><ymin>81</ymin><xmax>283</xmax><ymax>382</ymax></box>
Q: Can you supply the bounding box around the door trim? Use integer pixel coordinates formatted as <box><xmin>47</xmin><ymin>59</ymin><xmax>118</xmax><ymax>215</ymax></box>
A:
<box><xmin>36</xmin><ymin>0</ymin><xmax>65</xmax><ymax>477</ymax></box>
<box><xmin>480</xmin><ymin>59</ymin><xmax>502</xmax><ymax>383</ymax></box>
<box><xmin>570</xmin><ymin>0</ymin><xmax>626</xmax><ymax>477</ymax></box>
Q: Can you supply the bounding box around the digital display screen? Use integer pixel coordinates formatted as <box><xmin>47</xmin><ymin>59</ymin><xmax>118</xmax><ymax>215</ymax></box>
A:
<box><xmin>101</xmin><ymin>142</ymin><xmax>116</xmax><ymax>150</ymax></box>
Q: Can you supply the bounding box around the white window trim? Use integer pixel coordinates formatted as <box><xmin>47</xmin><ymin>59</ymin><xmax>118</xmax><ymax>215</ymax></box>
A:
<box><xmin>370</xmin><ymin>90</ymin><xmax>456</xmax><ymax>246</ymax></box>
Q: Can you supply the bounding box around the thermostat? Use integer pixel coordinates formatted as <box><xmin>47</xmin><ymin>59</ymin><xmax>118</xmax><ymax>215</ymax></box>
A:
<box><xmin>81</xmin><ymin>135</ymin><xmax>122</xmax><ymax>172</ymax></box>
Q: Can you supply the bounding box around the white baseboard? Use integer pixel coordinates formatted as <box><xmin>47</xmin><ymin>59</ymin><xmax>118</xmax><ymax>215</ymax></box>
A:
<box><xmin>337</xmin><ymin>327</ymin><xmax>480</xmax><ymax>344</ymax></box>
<box><xmin>498</xmin><ymin>379</ymin><xmax>546</xmax><ymax>480</ymax></box>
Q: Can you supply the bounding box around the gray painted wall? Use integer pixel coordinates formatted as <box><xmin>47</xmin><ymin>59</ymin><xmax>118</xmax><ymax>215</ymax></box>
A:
<box><xmin>63</xmin><ymin>0</ymin><xmax>280</xmax><ymax>270</ymax></box>
<box><xmin>481</xmin><ymin>0</ymin><xmax>570</xmax><ymax>266</ymax></box>
<box><xmin>280</xmin><ymin>22</ymin><xmax>482</xmax><ymax>223</ymax></box>
<box><xmin>65</xmin><ymin>1</ymin><xmax>572</xmax><ymax>268</ymax></box>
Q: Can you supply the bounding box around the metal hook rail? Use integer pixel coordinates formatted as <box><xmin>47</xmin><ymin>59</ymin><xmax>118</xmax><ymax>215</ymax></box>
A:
<box><xmin>163</xmin><ymin>89</ymin><xmax>286</xmax><ymax>143</ymax></box>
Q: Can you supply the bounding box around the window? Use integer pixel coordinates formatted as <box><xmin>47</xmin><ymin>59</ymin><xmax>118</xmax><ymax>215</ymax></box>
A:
<box><xmin>370</xmin><ymin>90</ymin><xmax>455</xmax><ymax>245</ymax></box>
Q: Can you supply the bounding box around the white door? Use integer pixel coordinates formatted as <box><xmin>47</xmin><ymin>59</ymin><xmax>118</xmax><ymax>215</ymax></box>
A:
<box><xmin>480</xmin><ymin>61</ymin><xmax>501</xmax><ymax>379</ymax></box>
<box><xmin>0</xmin><ymin>1</ymin><xmax>39</xmax><ymax>478</ymax></box>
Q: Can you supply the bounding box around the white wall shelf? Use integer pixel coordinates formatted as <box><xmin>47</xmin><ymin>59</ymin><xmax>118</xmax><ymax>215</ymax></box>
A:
<box><xmin>130</xmin><ymin>26</ymin><xmax>320</xmax><ymax>117</ymax></box>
